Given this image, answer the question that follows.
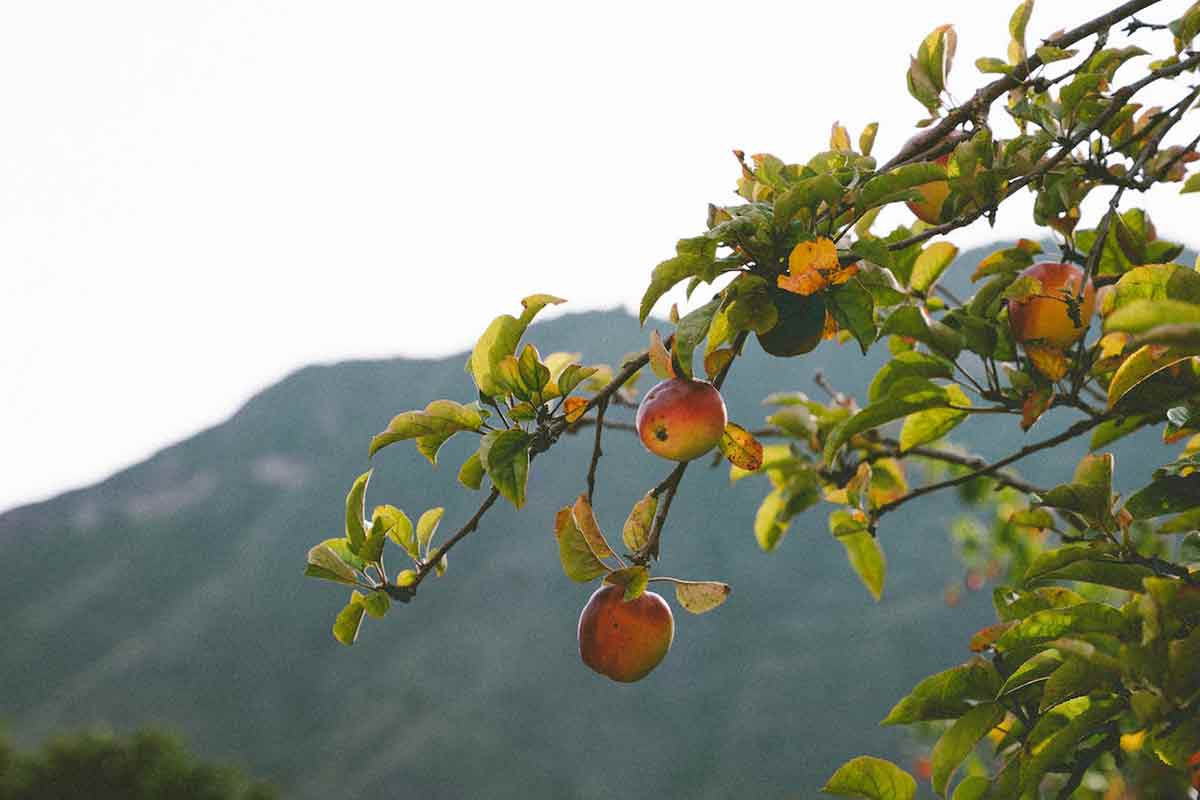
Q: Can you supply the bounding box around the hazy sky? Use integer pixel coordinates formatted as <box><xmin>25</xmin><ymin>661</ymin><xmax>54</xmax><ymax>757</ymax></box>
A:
<box><xmin>3</xmin><ymin>1</ymin><xmax>1199</xmax><ymax>512</ymax></box>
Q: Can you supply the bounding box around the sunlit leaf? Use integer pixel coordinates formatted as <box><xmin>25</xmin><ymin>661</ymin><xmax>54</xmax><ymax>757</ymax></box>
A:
<box><xmin>671</xmin><ymin>579</ymin><xmax>732</xmax><ymax>614</ymax></box>
<box><xmin>553</xmin><ymin>506</ymin><xmax>609</xmax><ymax>582</ymax></box>
<box><xmin>416</xmin><ymin>507</ymin><xmax>444</xmax><ymax>554</ymax></box>
<box><xmin>823</xmin><ymin>756</ymin><xmax>916</xmax><ymax>800</ymax></box>
<box><xmin>931</xmin><ymin>702</ymin><xmax>1005</xmax><ymax>797</ymax></box>
<box><xmin>572</xmin><ymin>494</ymin><xmax>616</xmax><ymax>560</ymax></box>
<box><xmin>719</xmin><ymin>422</ymin><xmax>764</xmax><ymax>471</ymax></box>
<box><xmin>344</xmin><ymin>470</ymin><xmax>371</xmax><ymax>553</ymax></box>
<box><xmin>332</xmin><ymin>591</ymin><xmax>367</xmax><ymax>646</ymax></box>
<box><xmin>622</xmin><ymin>493</ymin><xmax>658</xmax><ymax>553</ymax></box>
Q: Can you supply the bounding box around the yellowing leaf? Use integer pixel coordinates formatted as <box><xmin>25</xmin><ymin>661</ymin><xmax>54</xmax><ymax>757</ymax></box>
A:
<box><xmin>1021</xmin><ymin>385</ymin><xmax>1055</xmax><ymax>431</ymax></box>
<box><xmin>830</xmin><ymin>121</ymin><xmax>852</xmax><ymax>152</ymax></box>
<box><xmin>718</xmin><ymin>422</ymin><xmax>764</xmax><ymax>471</ymax></box>
<box><xmin>779</xmin><ymin>238</ymin><xmax>859</xmax><ymax>296</ymax></box>
<box><xmin>1108</xmin><ymin>343</ymin><xmax>1200</xmax><ymax>408</ymax></box>
<box><xmin>572</xmin><ymin>494</ymin><xmax>615</xmax><ymax>560</ymax></box>
<box><xmin>671</xmin><ymin>579</ymin><xmax>732</xmax><ymax>614</ymax></box>
<box><xmin>622</xmin><ymin>493</ymin><xmax>658</xmax><ymax>553</ymax></box>
<box><xmin>704</xmin><ymin>348</ymin><xmax>734</xmax><ymax>379</ymax></box>
<box><xmin>648</xmin><ymin>330</ymin><xmax>675</xmax><ymax>379</ymax></box>
<box><xmin>564</xmin><ymin>396</ymin><xmax>589</xmax><ymax>423</ymax></box>
<box><xmin>1025</xmin><ymin>344</ymin><xmax>1069</xmax><ymax>381</ymax></box>
<box><xmin>604</xmin><ymin>565</ymin><xmax>649</xmax><ymax>601</ymax></box>
<box><xmin>553</xmin><ymin>506</ymin><xmax>609</xmax><ymax>583</ymax></box>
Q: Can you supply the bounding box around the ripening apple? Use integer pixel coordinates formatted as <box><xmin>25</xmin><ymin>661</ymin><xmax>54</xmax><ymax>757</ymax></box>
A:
<box><xmin>1007</xmin><ymin>261</ymin><xmax>1096</xmax><ymax>348</ymax></box>
<box><xmin>635</xmin><ymin>377</ymin><xmax>727</xmax><ymax>461</ymax></box>
<box><xmin>578</xmin><ymin>584</ymin><xmax>674</xmax><ymax>682</ymax></box>
<box><xmin>906</xmin><ymin>154</ymin><xmax>951</xmax><ymax>225</ymax></box>
<box><xmin>1190</xmin><ymin>751</ymin><xmax>1200</xmax><ymax>791</ymax></box>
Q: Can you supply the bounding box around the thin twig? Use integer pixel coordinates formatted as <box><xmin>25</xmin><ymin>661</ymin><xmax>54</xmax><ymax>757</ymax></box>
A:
<box><xmin>872</xmin><ymin>412</ymin><xmax>1112</xmax><ymax>520</ymax></box>
<box><xmin>887</xmin><ymin>52</ymin><xmax>1200</xmax><ymax>253</ymax></box>
<box><xmin>585</xmin><ymin>396</ymin><xmax>608</xmax><ymax>504</ymax></box>
<box><xmin>874</xmin><ymin>437</ymin><xmax>1045</xmax><ymax>496</ymax></box>
<box><xmin>878</xmin><ymin>0</ymin><xmax>1165</xmax><ymax>172</ymax></box>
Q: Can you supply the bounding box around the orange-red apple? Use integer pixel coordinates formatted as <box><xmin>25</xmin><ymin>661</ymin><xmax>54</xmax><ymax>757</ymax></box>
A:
<box><xmin>1190</xmin><ymin>751</ymin><xmax>1200</xmax><ymax>790</ymax></box>
<box><xmin>578</xmin><ymin>584</ymin><xmax>674</xmax><ymax>682</ymax></box>
<box><xmin>906</xmin><ymin>154</ymin><xmax>950</xmax><ymax>225</ymax></box>
<box><xmin>635</xmin><ymin>377</ymin><xmax>727</xmax><ymax>461</ymax></box>
<box><xmin>1007</xmin><ymin>261</ymin><xmax>1096</xmax><ymax>348</ymax></box>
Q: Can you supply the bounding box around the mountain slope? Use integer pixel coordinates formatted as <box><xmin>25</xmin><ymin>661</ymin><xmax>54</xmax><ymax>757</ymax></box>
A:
<box><xmin>0</xmin><ymin>258</ymin><xmax>1180</xmax><ymax>797</ymax></box>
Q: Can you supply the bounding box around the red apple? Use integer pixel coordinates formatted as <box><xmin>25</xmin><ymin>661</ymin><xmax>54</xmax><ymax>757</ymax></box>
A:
<box><xmin>635</xmin><ymin>377</ymin><xmax>727</xmax><ymax>461</ymax></box>
<box><xmin>578</xmin><ymin>584</ymin><xmax>674</xmax><ymax>682</ymax></box>
<box><xmin>906</xmin><ymin>154</ymin><xmax>951</xmax><ymax>225</ymax></box>
<box><xmin>1190</xmin><ymin>750</ymin><xmax>1200</xmax><ymax>790</ymax></box>
<box><xmin>1007</xmin><ymin>261</ymin><xmax>1096</xmax><ymax>348</ymax></box>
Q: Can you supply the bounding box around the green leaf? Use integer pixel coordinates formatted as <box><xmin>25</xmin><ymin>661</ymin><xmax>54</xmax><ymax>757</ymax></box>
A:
<box><xmin>458</xmin><ymin>450</ymin><xmax>485</xmax><ymax>490</ymax></box>
<box><xmin>479</xmin><ymin>429</ymin><xmax>532</xmax><ymax>508</ymax></box>
<box><xmin>774</xmin><ymin>174</ymin><xmax>843</xmax><ymax>229</ymax></box>
<box><xmin>823</xmin><ymin>756</ymin><xmax>916</xmax><ymax>800</ymax></box>
<box><xmin>1105</xmin><ymin>299</ymin><xmax>1200</xmax><ymax>335</ymax></box>
<box><xmin>1024</xmin><ymin>543</ymin><xmax>1120</xmax><ymax>584</ymax></box>
<box><xmin>868</xmin><ymin>351</ymin><xmax>954</xmax><ymax>402</ymax></box>
<box><xmin>465</xmin><ymin>295</ymin><xmax>564</xmax><ymax>397</ymax></box>
<box><xmin>839</xmin><ymin>531</ymin><xmax>886</xmax><ymax>602</ymax></box>
<box><xmin>828</xmin><ymin>279</ymin><xmax>877</xmax><ymax>353</ymax></box>
<box><xmin>639</xmin><ymin>237</ymin><xmax>718</xmax><ymax>324</ymax></box>
<box><xmin>359</xmin><ymin>590</ymin><xmax>389</xmax><ymax>619</ymax></box>
<box><xmin>672</xmin><ymin>297</ymin><xmax>722</xmax><ymax>379</ymax></box>
<box><xmin>910</xmin><ymin>242</ymin><xmax>958</xmax><ymax>294</ymax></box>
<box><xmin>824</xmin><ymin>377</ymin><xmax>950</xmax><ymax>462</ymax></box>
<box><xmin>1108</xmin><ymin>343</ymin><xmax>1200</xmax><ymax>408</ymax></box>
<box><xmin>754</xmin><ymin>488</ymin><xmax>791</xmax><ymax>552</ymax></box>
<box><xmin>361</xmin><ymin>513</ymin><xmax>388</xmax><ymax>563</ymax></box>
<box><xmin>332</xmin><ymin>592</ymin><xmax>367</xmax><ymax>645</ymax></box>
<box><xmin>604</xmin><ymin>565</ymin><xmax>649</xmax><ymax>601</ymax></box>
<box><xmin>555</xmin><ymin>364</ymin><xmax>598</xmax><ymax>397</ymax></box>
<box><xmin>622</xmin><ymin>493</ymin><xmax>658</xmax><ymax>553</ymax></box>
<box><xmin>859</xmin><ymin>163</ymin><xmax>947</xmax><ymax>210</ymax></box>
<box><xmin>930</xmin><ymin>702</ymin><xmax>1005</xmax><ymax>797</ymax></box>
<box><xmin>1182</xmin><ymin>172</ymin><xmax>1200</xmax><ymax>194</ymax></box>
<box><xmin>880</xmin><ymin>305</ymin><xmax>963</xmax><ymax>359</ymax></box>
<box><xmin>416</xmin><ymin>507</ymin><xmax>444</xmax><ymax>554</ymax></box>
<box><xmin>995</xmin><ymin>603</ymin><xmax>1131</xmax><ymax>652</ymax></box>
<box><xmin>850</xmin><ymin>237</ymin><xmax>895</xmax><ymax>272</ymax></box>
<box><xmin>553</xmin><ymin>506</ymin><xmax>609</xmax><ymax>582</ymax></box>
<box><xmin>1125</xmin><ymin>474</ymin><xmax>1200</xmax><ymax>518</ymax></box>
<box><xmin>306</xmin><ymin>544</ymin><xmax>360</xmax><ymax>585</ymax></box>
<box><xmin>344</xmin><ymin>470</ymin><xmax>371</xmax><ymax>553</ymax></box>
<box><xmin>1151</xmin><ymin>718</ymin><xmax>1200</xmax><ymax>768</ymax></box>
<box><xmin>1040</xmin><ymin>655</ymin><xmax>1114</xmax><ymax>712</ymax></box>
<box><xmin>998</xmin><ymin>649</ymin><xmax>1064</xmax><ymax>696</ymax></box>
<box><xmin>949</xmin><ymin>776</ymin><xmax>989</xmax><ymax>800</ymax></box>
<box><xmin>369</xmin><ymin>400</ymin><xmax>484</xmax><ymax>457</ymax></box>
<box><xmin>899</xmin><ymin>384</ymin><xmax>969</xmax><ymax>451</ymax></box>
<box><xmin>975</xmin><ymin>57</ymin><xmax>1011</xmax><ymax>74</ymax></box>
<box><xmin>1020</xmin><ymin>697</ymin><xmax>1125</xmax><ymax>792</ymax></box>
<box><xmin>1035</xmin><ymin>45</ymin><xmax>1077</xmax><ymax>64</ymax></box>
<box><xmin>371</xmin><ymin>505</ymin><xmax>414</xmax><ymax>559</ymax></box>
<box><xmin>882</xmin><ymin>659</ymin><xmax>1001</xmax><ymax>725</ymax></box>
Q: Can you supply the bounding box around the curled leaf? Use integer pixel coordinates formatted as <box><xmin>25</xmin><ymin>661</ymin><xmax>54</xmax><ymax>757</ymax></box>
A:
<box><xmin>622</xmin><ymin>493</ymin><xmax>658</xmax><ymax>553</ymax></box>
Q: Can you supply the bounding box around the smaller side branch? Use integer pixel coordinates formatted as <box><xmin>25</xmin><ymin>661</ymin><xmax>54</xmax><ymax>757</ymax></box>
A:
<box><xmin>874</xmin><ymin>437</ymin><xmax>1046</xmax><ymax>497</ymax></box>
<box><xmin>873</xmin><ymin>412</ymin><xmax>1112</xmax><ymax>520</ymax></box>
<box><xmin>585</xmin><ymin>396</ymin><xmax>608</xmax><ymax>504</ymax></box>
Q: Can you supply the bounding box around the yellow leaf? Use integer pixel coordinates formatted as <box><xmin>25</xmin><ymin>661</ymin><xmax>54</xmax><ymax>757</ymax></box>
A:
<box><xmin>572</xmin><ymin>494</ymin><xmax>615</xmax><ymax>560</ymax></box>
<box><xmin>671</xmin><ymin>579</ymin><xmax>732</xmax><ymax>614</ymax></box>
<box><xmin>718</xmin><ymin>422</ymin><xmax>764</xmax><ymax>471</ymax></box>
<box><xmin>564</xmin><ymin>396</ymin><xmax>589</xmax><ymax>423</ymax></box>
<box><xmin>779</xmin><ymin>238</ymin><xmax>859</xmax><ymax>298</ymax></box>
<box><xmin>648</xmin><ymin>330</ymin><xmax>675</xmax><ymax>380</ymax></box>
<box><xmin>553</xmin><ymin>506</ymin><xmax>609</xmax><ymax>583</ymax></box>
<box><xmin>1024</xmin><ymin>344</ymin><xmax>1069</xmax><ymax>381</ymax></box>
<box><xmin>830</xmin><ymin>121</ymin><xmax>852</xmax><ymax>152</ymax></box>
<box><xmin>621</xmin><ymin>493</ymin><xmax>658</xmax><ymax>552</ymax></box>
<box><xmin>822</xmin><ymin>310</ymin><xmax>840</xmax><ymax>340</ymax></box>
<box><xmin>704</xmin><ymin>348</ymin><xmax>734</xmax><ymax>379</ymax></box>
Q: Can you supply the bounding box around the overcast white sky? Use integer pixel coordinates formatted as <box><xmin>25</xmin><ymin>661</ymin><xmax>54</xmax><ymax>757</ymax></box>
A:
<box><xmin>3</xmin><ymin>1</ymin><xmax>1199</xmax><ymax>512</ymax></box>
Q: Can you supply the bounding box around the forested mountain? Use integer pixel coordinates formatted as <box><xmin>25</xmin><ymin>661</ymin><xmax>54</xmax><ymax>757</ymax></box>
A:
<box><xmin>1</xmin><ymin>246</ymin><xmax>1184</xmax><ymax>797</ymax></box>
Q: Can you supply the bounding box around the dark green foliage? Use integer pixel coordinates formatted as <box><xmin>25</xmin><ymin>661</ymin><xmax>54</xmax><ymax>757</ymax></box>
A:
<box><xmin>0</xmin><ymin>728</ymin><xmax>274</xmax><ymax>800</ymax></box>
